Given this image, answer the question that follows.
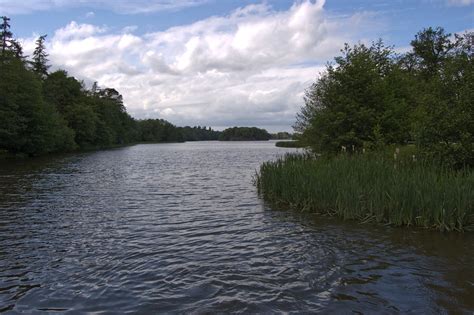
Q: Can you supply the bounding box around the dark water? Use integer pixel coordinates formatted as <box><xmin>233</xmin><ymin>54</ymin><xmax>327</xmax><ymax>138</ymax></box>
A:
<box><xmin>0</xmin><ymin>142</ymin><xmax>473</xmax><ymax>314</ymax></box>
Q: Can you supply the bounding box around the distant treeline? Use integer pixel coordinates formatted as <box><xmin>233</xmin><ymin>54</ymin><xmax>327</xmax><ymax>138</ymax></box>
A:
<box><xmin>181</xmin><ymin>126</ymin><xmax>221</xmax><ymax>141</ymax></box>
<box><xmin>182</xmin><ymin>126</ymin><xmax>274</xmax><ymax>141</ymax></box>
<box><xmin>271</xmin><ymin>132</ymin><xmax>292</xmax><ymax>140</ymax></box>
<box><xmin>0</xmin><ymin>17</ymin><xmax>278</xmax><ymax>156</ymax></box>
<box><xmin>218</xmin><ymin>127</ymin><xmax>271</xmax><ymax>141</ymax></box>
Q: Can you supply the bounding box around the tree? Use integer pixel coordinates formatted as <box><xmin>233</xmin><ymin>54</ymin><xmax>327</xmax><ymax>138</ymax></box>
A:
<box><xmin>10</xmin><ymin>39</ymin><xmax>24</xmax><ymax>59</ymax></box>
<box><xmin>219</xmin><ymin>127</ymin><xmax>271</xmax><ymax>141</ymax></box>
<box><xmin>295</xmin><ymin>27</ymin><xmax>473</xmax><ymax>167</ymax></box>
<box><xmin>413</xmin><ymin>31</ymin><xmax>474</xmax><ymax>167</ymax></box>
<box><xmin>43</xmin><ymin>70</ymin><xmax>83</xmax><ymax>114</ymax></box>
<box><xmin>410</xmin><ymin>27</ymin><xmax>453</xmax><ymax>76</ymax></box>
<box><xmin>0</xmin><ymin>17</ymin><xmax>25</xmax><ymax>62</ymax></box>
<box><xmin>0</xmin><ymin>54</ymin><xmax>75</xmax><ymax>155</ymax></box>
<box><xmin>0</xmin><ymin>16</ymin><xmax>12</xmax><ymax>55</ymax></box>
<box><xmin>297</xmin><ymin>41</ymin><xmax>411</xmax><ymax>153</ymax></box>
<box><xmin>32</xmin><ymin>35</ymin><xmax>50</xmax><ymax>78</ymax></box>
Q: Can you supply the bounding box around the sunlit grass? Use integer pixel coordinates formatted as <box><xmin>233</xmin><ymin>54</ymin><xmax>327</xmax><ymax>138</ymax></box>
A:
<box><xmin>255</xmin><ymin>153</ymin><xmax>474</xmax><ymax>232</ymax></box>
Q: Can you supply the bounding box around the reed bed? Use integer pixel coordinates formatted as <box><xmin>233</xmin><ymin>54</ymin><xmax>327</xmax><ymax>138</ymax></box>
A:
<box><xmin>275</xmin><ymin>141</ymin><xmax>306</xmax><ymax>148</ymax></box>
<box><xmin>255</xmin><ymin>153</ymin><xmax>474</xmax><ymax>231</ymax></box>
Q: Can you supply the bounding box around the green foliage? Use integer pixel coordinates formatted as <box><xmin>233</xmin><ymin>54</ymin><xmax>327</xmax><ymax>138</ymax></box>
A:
<box><xmin>31</xmin><ymin>35</ymin><xmax>49</xmax><ymax>79</ymax></box>
<box><xmin>219</xmin><ymin>127</ymin><xmax>271</xmax><ymax>141</ymax></box>
<box><xmin>0</xmin><ymin>17</ymin><xmax>186</xmax><ymax>156</ymax></box>
<box><xmin>271</xmin><ymin>132</ymin><xmax>292</xmax><ymax>140</ymax></box>
<box><xmin>296</xmin><ymin>41</ymin><xmax>411</xmax><ymax>154</ymax></box>
<box><xmin>256</xmin><ymin>153</ymin><xmax>474</xmax><ymax>232</ymax></box>
<box><xmin>0</xmin><ymin>56</ymin><xmax>75</xmax><ymax>155</ymax></box>
<box><xmin>275</xmin><ymin>141</ymin><xmax>305</xmax><ymax>148</ymax></box>
<box><xmin>413</xmin><ymin>31</ymin><xmax>474</xmax><ymax>168</ymax></box>
<box><xmin>138</xmin><ymin>119</ymin><xmax>184</xmax><ymax>143</ymax></box>
<box><xmin>410</xmin><ymin>26</ymin><xmax>453</xmax><ymax>76</ymax></box>
<box><xmin>0</xmin><ymin>16</ymin><xmax>12</xmax><ymax>55</ymax></box>
<box><xmin>180</xmin><ymin>126</ymin><xmax>221</xmax><ymax>141</ymax></box>
<box><xmin>259</xmin><ymin>28</ymin><xmax>473</xmax><ymax>231</ymax></box>
<box><xmin>297</xmin><ymin>28</ymin><xmax>473</xmax><ymax>168</ymax></box>
<box><xmin>43</xmin><ymin>70</ymin><xmax>84</xmax><ymax>114</ymax></box>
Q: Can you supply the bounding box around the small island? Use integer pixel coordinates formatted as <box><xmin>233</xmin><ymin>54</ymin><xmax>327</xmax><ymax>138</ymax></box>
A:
<box><xmin>218</xmin><ymin>127</ymin><xmax>271</xmax><ymax>141</ymax></box>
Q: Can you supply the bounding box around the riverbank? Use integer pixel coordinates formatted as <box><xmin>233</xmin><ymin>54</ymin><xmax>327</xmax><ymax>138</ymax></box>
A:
<box><xmin>255</xmin><ymin>153</ymin><xmax>474</xmax><ymax>232</ymax></box>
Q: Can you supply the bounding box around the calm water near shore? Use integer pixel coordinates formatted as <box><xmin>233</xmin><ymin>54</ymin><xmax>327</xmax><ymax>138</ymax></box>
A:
<box><xmin>0</xmin><ymin>141</ymin><xmax>473</xmax><ymax>313</ymax></box>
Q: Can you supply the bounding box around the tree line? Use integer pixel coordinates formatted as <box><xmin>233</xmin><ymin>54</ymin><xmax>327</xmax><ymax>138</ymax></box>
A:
<box><xmin>0</xmin><ymin>17</ymin><xmax>243</xmax><ymax>156</ymax></box>
<box><xmin>0</xmin><ymin>16</ymin><xmax>187</xmax><ymax>155</ymax></box>
<box><xmin>218</xmin><ymin>127</ymin><xmax>271</xmax><ymax>141</ymax></box>
<box><xmin>295</xmin><ymin>27</ymin><xmax>473</xmax><ymax>168</ymax></box>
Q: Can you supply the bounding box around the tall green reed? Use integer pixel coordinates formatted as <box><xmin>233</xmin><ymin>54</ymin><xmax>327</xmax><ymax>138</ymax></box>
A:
<box><xmin>255</xmin><ymin>153</ymin><xmax>474</xmax><ymax>231</ymax></box>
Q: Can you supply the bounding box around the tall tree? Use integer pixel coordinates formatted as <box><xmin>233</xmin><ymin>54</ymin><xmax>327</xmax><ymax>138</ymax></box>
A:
<box><xmin>0</xmin><ymin>17</ymin><xmax>25</xmax><ymax>62</ymax></box>
<box><xmin>10</xmin><ymin>39</ymin><xmax>24</xmax><ymax>60</ymax></box>
<box><xmin>413</xmin><ymin>30</ymin><xmax>474</xmax><ymax>167</ymax></box>
<box><xmin>296</xmin><ymin>41</ymin><xmax>411</xmax><ymax>153</ymax></box>
<box><xmin>0</xmin><ymin>16</ymin><xmax>12</xmax><ymax>55</ymax></box>
<box><xmin>0</xmin><ymin>54</ymin><xmax>75</xmax><ymax>155</ymax></box>
<box><xmin>410</xmin><ymin>27</ymin><xmax>453</xmax><ymax>76</ymax></box>
<box><xmin>32</xmin><ymin>35</ymin><xmax>50</xmax><ymax>78</ymax></box>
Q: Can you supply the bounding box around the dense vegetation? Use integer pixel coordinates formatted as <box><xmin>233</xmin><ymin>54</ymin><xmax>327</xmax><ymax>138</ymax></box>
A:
<box><xmin>219</xmin><ymin>127</ymin><xmax>271</xmax><ymax>141</ymax></box>
<box><xmin>181</xmin><ymin>126</ymin><xmax>221</xmax><ymax>141</ymax></box>
<box><xmin>257</xmin><ymin>27</ymin><xmax>474</xmax><ymax>231</ymax></box>
<box><xmin>0</xmin><ymin>17</ymin><xmax>190</xmax><ymax>156</ymax></box>
<box><xmin>294</xmin><ymin>27</ymin><xmax>473</xmax><ymax>168</ymax></box>
<box><xmin>271</xmin><ymin>132</ymin><xmax>292</xmax><ymax>140</ymax></box>
<box><xmin>275</xmin><ymin>141</ymin><xmax>305</xmax><ymax>148</ymax></box>
<box><xmin>256</xmin><ymin>153</ymin><xmax>473</xmax><ymax>231</ymax></box>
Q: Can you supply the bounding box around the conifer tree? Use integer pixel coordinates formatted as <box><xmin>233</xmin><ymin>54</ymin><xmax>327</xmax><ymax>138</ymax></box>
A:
<box><xmin>10</xmin><ymin>39</ymin><xmax>24</xmax><ymax>59</ymax></box>
<box><xmin>32</xmin><ymin>35</ymin><xmax>50</xmax><ymax>78</ymax></box>
<box><xmin>0</xmin><ymin>16</ymin><xmax>12</xmax><ymax>56</ymax></box>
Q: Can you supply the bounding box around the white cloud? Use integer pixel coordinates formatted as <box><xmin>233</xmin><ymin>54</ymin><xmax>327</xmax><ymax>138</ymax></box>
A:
<box><xmin>21</xmin><ymin>0</ymin><xmax>380</xmax><ymax>131</ymax></box>
<box><xmin>54</xmin><ymin>21</ymin><xmax>107</xmax><ymax>40</ymax></box>
<box><xmin>0</xmin><ymin>0</ymin><xmax>208</xmax><ymax>15</ymax></box>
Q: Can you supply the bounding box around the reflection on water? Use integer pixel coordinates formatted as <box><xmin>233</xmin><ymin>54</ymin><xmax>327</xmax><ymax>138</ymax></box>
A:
<box><xmin>0</xmin><ymin>141</ymin><xmax>473</xmax><ymax>313</ymax></box>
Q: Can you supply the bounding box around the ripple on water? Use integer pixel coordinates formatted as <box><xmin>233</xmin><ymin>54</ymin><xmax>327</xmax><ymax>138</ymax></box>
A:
<box><xmin>0</xmin><ymin>142</ymin><xmax>473</xmax><ymax>313</ymax></box>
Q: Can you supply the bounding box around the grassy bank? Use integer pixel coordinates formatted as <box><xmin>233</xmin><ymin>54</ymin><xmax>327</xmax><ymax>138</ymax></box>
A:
<box><xmin>275</xmin><ymin>141</ymin><xmax>306</xmax><ymax>148</ymax></box>
<box><xmin>255</xmin><ymin>153</ymin><xmax>474</xmax><ymax>232</ymax></box>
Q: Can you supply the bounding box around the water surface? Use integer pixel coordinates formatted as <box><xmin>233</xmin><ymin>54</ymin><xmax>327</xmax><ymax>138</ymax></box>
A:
<box><xmin>0</xmin><ymin>141</ymin><xmax>473</xmax><ymax>313</ymax></box>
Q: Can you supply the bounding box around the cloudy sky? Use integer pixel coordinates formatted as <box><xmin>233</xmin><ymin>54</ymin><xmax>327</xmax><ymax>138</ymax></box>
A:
<box><xmin>2</xmin><ymin>0</ymin><xmax>473</xmax><ymax>131</ymax></box>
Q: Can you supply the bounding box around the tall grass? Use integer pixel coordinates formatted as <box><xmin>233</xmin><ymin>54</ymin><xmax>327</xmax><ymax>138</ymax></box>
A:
<box><xmin>255</xmin><ymin>153</ymin><xmax>474</xmax><ymax>231</ymax></box>
<box><xmin>275</xmin><ymin>141</ymin><xmax>306</xmax><ymax>148</ymax></box>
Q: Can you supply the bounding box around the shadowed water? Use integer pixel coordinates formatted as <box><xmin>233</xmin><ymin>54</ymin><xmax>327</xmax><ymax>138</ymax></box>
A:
<box><xmin>0</xmin><ymin>141</ymin><xmax>473</xmax><ymax>313</ymax></box>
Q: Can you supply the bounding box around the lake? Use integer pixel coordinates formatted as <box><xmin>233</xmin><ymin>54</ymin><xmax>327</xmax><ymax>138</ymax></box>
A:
<box><xmin>0</xmin><ymin>141</ymin><xmax>473</xmax><ymax>313</ymax></box>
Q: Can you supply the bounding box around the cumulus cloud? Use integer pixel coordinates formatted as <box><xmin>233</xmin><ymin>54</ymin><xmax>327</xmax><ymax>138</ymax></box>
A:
<box><xmin>0</xmin><ymin>0</ymin><xmax>208</xmax><ymax>15</ymax></box>
<box><xmin>21</xmin><ymin>0</ymin><xmax>380</xmax><ymax>131</ymax></box>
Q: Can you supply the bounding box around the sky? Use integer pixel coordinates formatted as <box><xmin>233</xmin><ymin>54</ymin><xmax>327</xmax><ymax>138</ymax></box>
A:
<box><xmin>2</xmin><ymin>0</ymin><xmax>473</xmax><ymax>132</ymax></box>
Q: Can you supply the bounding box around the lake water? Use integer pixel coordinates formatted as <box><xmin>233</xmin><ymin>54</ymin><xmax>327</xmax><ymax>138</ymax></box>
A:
<box><xmin>0</xmin><ymin>141</ymin><xmax>473</xmax><ymax>313</ymax></box>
